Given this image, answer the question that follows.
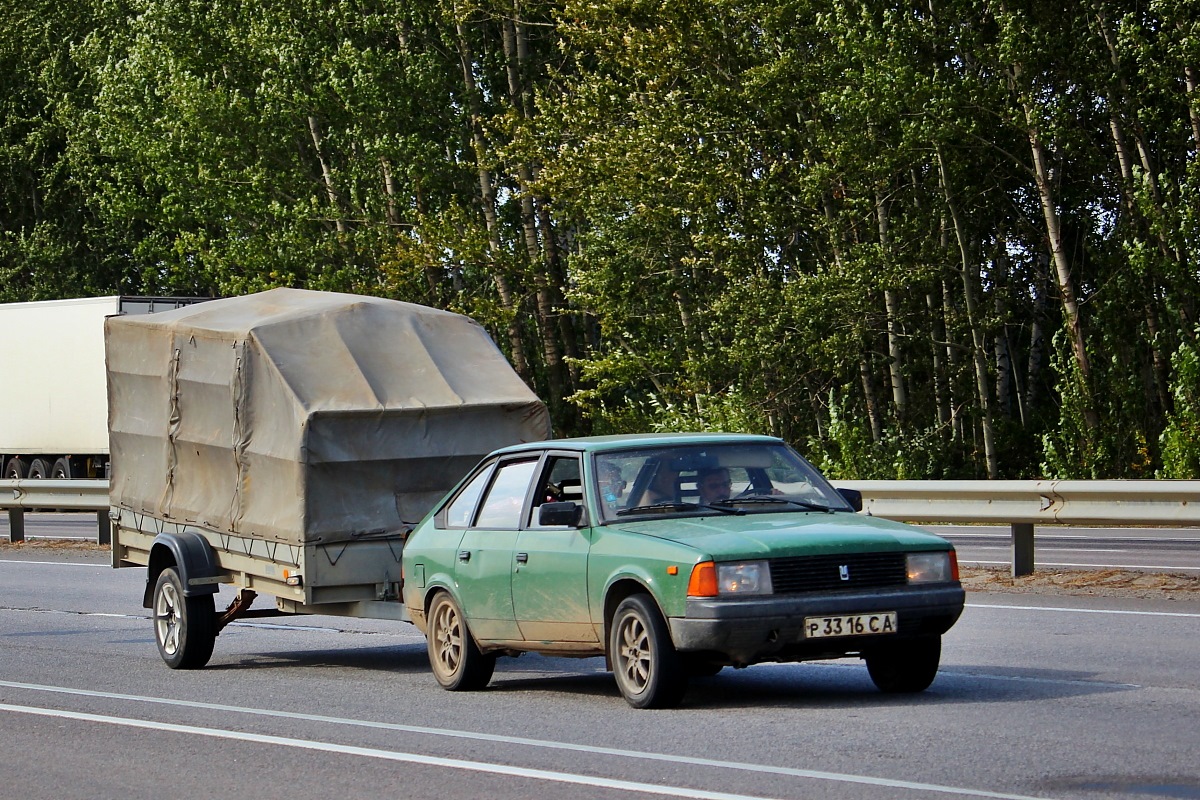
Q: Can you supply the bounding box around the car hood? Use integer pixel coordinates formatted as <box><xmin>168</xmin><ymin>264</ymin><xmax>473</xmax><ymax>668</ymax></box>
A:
<box><xmin>610</xmin><ymin>511</ymin><xmax>950</xmax><ymax>560</ymax></box>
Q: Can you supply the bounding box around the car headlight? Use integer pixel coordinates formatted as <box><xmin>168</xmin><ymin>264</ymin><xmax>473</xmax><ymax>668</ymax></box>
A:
<box><xmin>907</xmin><ymin>551</ymin><xmax>957</xmax><ymax>583</ymax></box>
<box><xmin>716</xmin><ymin>560</ymin><xmax>773</xmax><ymax>595</ymax></box>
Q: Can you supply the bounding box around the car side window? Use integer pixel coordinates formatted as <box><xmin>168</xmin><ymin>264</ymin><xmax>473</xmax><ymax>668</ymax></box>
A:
<box><xmin>474</xmin><ymin>459</ymin><xmax>538</xmax><ymax>529</ymax></box>
<box><xmin>527</xmin><ymin>455</ymin><xmax>583</xmax><ymax>527</ymax></box>
<box><xmin>443</xmin><ymin>464</ymin><xmax>495</xmax><ymax>528</ymax></box>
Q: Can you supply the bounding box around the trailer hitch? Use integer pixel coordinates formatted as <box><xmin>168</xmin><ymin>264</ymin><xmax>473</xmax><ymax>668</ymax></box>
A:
<box><xmin>216</xmin><ymin>589</ymin><xmax>258</xmax><ymax>632</ymax></box>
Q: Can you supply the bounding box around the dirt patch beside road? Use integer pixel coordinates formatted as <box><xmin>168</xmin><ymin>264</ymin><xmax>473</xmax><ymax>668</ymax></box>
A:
<box><xmin>961</xmin><ymin>566</ymin><xmax>1200</xmax><ymax>600</ymax></box>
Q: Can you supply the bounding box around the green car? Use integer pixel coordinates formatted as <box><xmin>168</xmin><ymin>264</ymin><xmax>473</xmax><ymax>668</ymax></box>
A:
<box><xmin>401</xmin><ymin>433</ymin><xmax>964</xmax><ymax>708</ymax></box>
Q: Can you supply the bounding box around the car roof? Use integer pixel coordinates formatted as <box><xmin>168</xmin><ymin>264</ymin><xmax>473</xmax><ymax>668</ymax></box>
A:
<box><xmin>490</xmin><ymin>432</ymin><xmax>783</xmax><ymax>457</ymax></box>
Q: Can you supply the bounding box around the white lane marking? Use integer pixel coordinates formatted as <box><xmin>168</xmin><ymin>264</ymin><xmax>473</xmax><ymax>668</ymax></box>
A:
<box><xmin>961</xmin><ymin>548</ymin><xmax>1127</xmax><ymax>553</ymax></box>
<box><xmin>0</xmin><ymin>559</ymin><xmax>105</xmax><ymax>567</ymax></box>
<box><xmin>967</xmin><ymin>603</ymin><xmax>1200</xmax><ymax>619</ymax></box>
<box><xmin>0</xmin><ymin>682</ymin><xmax>1050</xmax><ymax>800</ymax></box>
<box><xmin>0</xmin><ymin>702</ymin><xmax>779</xmax><ymax>800</ymax></box>
<box><xmin>943</xmin><ymin>532</ymin><xmax>1200</xmax><ymax>542</ymax></box>
<box><xmin>1035</xmin><ymin>549</ymin><xmax>1125</xmax><ymax>554</ymax></box>
<box><xmin>962</xmin><ymin>559</ymin><xmax>1200</xmax><ymax>571</ymax></box>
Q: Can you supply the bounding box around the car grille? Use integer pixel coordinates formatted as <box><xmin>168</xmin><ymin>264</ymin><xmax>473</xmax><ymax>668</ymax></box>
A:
<box><xmin>769</xmin><ymin>552</ymin><xmax>907</xmax><ymax>594</ymax></box>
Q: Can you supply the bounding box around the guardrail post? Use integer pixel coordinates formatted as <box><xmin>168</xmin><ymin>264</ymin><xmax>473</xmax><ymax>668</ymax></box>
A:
<box><xmin>8</xmin><ymin>508</ymin><xmax>24</xmax><ymax>543</ymax></box>
<box><xmin>1012</xmin><ymin>522</ymin><xmax>1035</xmax><ymax>577</ymax></box>
<box><xmin>96</xmin><ymin>510</ymin><xmax>111</xmax><ymax>546</ymax></box>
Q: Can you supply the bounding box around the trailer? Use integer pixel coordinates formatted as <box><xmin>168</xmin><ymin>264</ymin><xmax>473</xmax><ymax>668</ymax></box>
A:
<box><xmin>107</xmin><ymin>288</ymin><xmax>550</xmax><ymax>668</ymax></box>
<box><xmin>1</xmin><ymin>295</ymin><xmax>206</xmax><ymax>480</ymax></box>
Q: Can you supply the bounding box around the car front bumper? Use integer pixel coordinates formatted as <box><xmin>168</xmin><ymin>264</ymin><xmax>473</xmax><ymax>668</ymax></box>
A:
<box><xmin>669</xmin><ymin>584</ymin><xmax>965</xmax><ymax>665</ymax></box>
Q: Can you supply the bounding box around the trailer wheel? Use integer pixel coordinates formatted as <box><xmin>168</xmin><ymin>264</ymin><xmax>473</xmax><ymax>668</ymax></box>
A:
<box><xmin>26</xmin><ymin>458</ymin><xmax>52</xmax><ymax>479</ymax></box>
<box><xmin>3</xmin><ymin>457</ymin><xmax>26</xmax><ymax>479</ymax></box>
<box><xmin>51</xmin><ymin>458</ymin><xmax>73</xmax><ymax>479</ymax></box>
<box><xmin>426</xmin><ymin>591</ymin><xmax>495</xmax><ymax>691</ymax></box>
<box><xmin>153</xmin><ymin>567</ymin><xmax>216</xmax><ymax>669</ymax></box>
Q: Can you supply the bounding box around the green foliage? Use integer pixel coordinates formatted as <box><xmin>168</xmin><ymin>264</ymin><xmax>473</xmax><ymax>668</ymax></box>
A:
<box><xmin>4</xmin><ymin>0</ymin><xmax>1200</xmax><ymax>477</ymax></box>
<box><xmin>1159</xmin><ymin>334</ymin><xmax>1200</xmax><ymax>478</ymax></box>
<box><xmin>1041</xmin><ymin>329</ymin><xmax>1156</xmax><ymax>479</ymax></box>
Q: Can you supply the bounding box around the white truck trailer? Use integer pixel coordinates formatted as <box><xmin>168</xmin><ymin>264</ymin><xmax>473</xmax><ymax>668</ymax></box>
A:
<box><xmin>1</xmin><ymin>296</ymin><xmax>205</xmax><ymax>480</ymax></box>
<box><xmin>107</xmin><ymin>288</ymin><xmax>550</xmax><ymax>668</ymax></box>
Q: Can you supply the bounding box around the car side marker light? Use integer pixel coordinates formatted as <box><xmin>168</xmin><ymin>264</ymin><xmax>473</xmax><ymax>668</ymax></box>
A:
<box><xmin>687</xmin><ymin>561</ymin><xmax>718</xmax><ymax>597</ymax></box>
<box><xmin>666</xmin><ymin>565</ymin><xmax>679</xmax><ymax>575</ymax></box>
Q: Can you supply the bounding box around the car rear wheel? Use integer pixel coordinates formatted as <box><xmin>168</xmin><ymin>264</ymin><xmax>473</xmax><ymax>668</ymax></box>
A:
<box><xmin>609</xmin><ymin>593</ymin><xmax>687</xmax><ymax>708</ymax></box>
<box><xmin>426</xmin><ymin>591</ymin><xmax>495</xmax><ymax>691</ymax></box>
<box><xmin>865</xmin><ymin>635</ymin><xmax>941</xmax><ymax>693</ymax></box>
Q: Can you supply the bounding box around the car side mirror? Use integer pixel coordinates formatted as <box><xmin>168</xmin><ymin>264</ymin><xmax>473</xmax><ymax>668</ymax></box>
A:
<box><xmin>837</xmin><ymin>487</ymin><xmax>863</xmax><ymax>512</ymax></box>
<box><xmin>538</xmin><ymin>501</ymin><xmax>584</xmax><ymax>527</ymax></box>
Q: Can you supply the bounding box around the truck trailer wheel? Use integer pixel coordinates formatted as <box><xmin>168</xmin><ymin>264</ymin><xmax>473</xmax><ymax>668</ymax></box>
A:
<box><xmin>426</xmin><ymin>592</ymin><xmax>495</xmax><ymax>691</ymax></box>
<box><xmin>3</xmin><ymin>457</ymin><xmax>26</xmax><ymax>479</ymax></box>
<box><xmin>609</xmin><ymin>594</ymin><xmax>687</xmax><ymax>709</ymax></box>
<box><xmin>51</xmin><ymin>458</ymin><xmax>73</xmax><ymax>479</ymax></box>
<box><xmin>865</xmin><ymin>635</ymin><xmax>941</xmax><ymax>693</ymax></box>
<box><xmin>152</xmin><ymin>567</ymin><xmax>216</xmax><ymax>669</ymax></box>
<box><xmin>26</xmin><ymin>458</ymin><xmax>52</xmax><ymax>479</ymax></box>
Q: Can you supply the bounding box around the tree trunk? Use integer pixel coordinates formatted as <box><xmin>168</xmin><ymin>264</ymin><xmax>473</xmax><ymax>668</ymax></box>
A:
<box><xmin>1186</xmin><ymin>65</ymin><xmax>1200</xmax><ymax>152</ymax></box>
<box><xmin>937</xmin><ymin>147</ymin><xmax>999</xmax><ymax>477</ymax></box>
<box><xmin>1022</xmin><ymin>107</ymin><xmax>1099</xmax><ymax>430</ymax></box>
<box><xmin>307</xmin><ymin>115</ymin><xmax>347</xmax><ymax>234</ymax></box>
<box><xmin>453</xmin><ymin>11</ymin><xmax>529</xmax><ymax>380</ymax></box>
<box><xmin>876</xmin><ymin>191</ymin><xmax>907</xmax><ymax>426</ymax></box>
<box><xmin>859</xmin><ymin>354</ymin><xmax>885</xmax><ymax>444</ymax></box>
<box><xmin>926</xmin><ymin>291</ymin><xmax>952</xmax><ymax>432</ymax></box>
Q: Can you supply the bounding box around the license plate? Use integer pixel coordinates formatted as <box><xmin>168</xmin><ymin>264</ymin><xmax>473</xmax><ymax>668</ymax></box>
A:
<box><xmin>804</xmin><ymin>612</ymin><xmax>897</xmax><ymax>639</ymax></box>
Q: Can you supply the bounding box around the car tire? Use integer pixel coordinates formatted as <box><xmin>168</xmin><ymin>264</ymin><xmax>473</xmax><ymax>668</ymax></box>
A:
<box><xmin>426</xmin><ymin>591</ymin><xmax>496</xmax><ymax>691</ymax></box>
<box><xmin>865</xmin><ymin>635</ymin><xmax>941</xmax><ymax>693</ymax></box>
<box><xmin>609</xmin><ymin>593</ymin><xmax>687</xmax><ymax>708</ymax></box>
<box><xmin>152</xmin><ymin>567</ymin><xmax>216</xmax><ymax>669</ymax></box>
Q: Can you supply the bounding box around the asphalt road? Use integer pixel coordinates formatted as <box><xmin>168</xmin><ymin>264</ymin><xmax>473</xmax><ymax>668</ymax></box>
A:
<box><xmin>1</xmin><ymin>548</ymin><xmax>1197</xmax><ymax>800</ymax></box>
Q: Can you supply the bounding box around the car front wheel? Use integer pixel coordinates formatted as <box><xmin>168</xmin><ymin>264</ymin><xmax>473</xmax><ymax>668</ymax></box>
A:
<box><xmin>609</xmin><ymin>593</ymin><xmax>687</xmax><ymax>708</ymax></box>
<box><xmin>865</xmin><ymin>635</ymin><xmax>941</xmax><ymax>693</ymax></box>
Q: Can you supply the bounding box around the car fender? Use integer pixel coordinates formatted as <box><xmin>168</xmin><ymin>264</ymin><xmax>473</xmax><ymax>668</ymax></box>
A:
<box><xmin>598</xmin><ymin>563</ymin><xmax>674</xmax><ymax>625</ymax></box>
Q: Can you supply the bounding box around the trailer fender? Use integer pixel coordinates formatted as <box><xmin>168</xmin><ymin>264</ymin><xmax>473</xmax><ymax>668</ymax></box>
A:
<box><xmin>142</xmin><ymin>531</ymin><xmax>222</xmax><ymax>608</ymax></box>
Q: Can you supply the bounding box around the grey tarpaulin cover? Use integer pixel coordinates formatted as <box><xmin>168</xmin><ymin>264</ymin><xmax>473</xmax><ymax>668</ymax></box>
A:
<box><xmin>106</xmin><ymin>288</ymin><xmax>551</xmax><ymax>545</ymax></box>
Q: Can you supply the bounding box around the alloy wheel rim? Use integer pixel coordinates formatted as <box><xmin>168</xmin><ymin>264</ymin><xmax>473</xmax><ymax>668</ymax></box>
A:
<box><xmin>434</xmin><ymin>602</ymin><xmax>462</xmax><ymax>676</ymax></box>
<box><xmin>618</xmin><ymin>613</ymin><xmax>651</xmax><ymax>692</ymax></box>
<box><xmin>155</xmin><ymin>582</ymin><xmax>180</xmax><ymax>656</ymax></box>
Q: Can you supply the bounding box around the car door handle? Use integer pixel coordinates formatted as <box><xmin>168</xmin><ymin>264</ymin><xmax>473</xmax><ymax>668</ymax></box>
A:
<box><xmin>515</xmin><ymin>552</ymin><xmax>528</xmax><ymax>564</ymax></box>
<box><xmin>458</xmin><ymin>550</ymin><xmax>471</xmax><ymax>563</ymax></box>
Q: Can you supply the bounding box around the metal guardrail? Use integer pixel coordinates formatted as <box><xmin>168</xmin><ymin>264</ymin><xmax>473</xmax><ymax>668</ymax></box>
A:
<box><xmin>835</xmin><ymin>479</ymin><xmax>1200</xmax><ymax>575</ymax></box>
<box><xmin>4</xmin><ymin>479</ymin><xmax>1199</xmax><ymax>575</ymax></box>
<box><xmin>1</xmin><ymin>479</ymin><xmax>111</xmax><ymax>545</ymax></box>
<box><xmin>835</xmin><ymin>479</ymin><xmax>1200</xmax><ymax>525</ymax></box>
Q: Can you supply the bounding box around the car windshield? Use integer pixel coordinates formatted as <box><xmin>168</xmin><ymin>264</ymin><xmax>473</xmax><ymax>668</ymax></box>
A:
<box><xmin>593</xmin><ymin>442</ymin><xmax>852</xmax><ymax>522</ymax></box>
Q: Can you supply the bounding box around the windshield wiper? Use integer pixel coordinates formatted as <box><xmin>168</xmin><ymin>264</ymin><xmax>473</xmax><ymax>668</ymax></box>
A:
<box><xmin>617</xmin><ymin>501</ymin><xmax>744</xmax><ymax>516</ymax></box>
<box><xmin>725</xmin><ymin>496</ymin><xmax>834</xmax><ymax>513</ymax></box>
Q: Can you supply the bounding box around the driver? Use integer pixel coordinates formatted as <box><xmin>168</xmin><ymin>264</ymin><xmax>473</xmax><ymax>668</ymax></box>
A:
<box><xmin>697</xmin><ymin>467</ymin><xmax>733</xmax><ymax>504</ymax></box>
